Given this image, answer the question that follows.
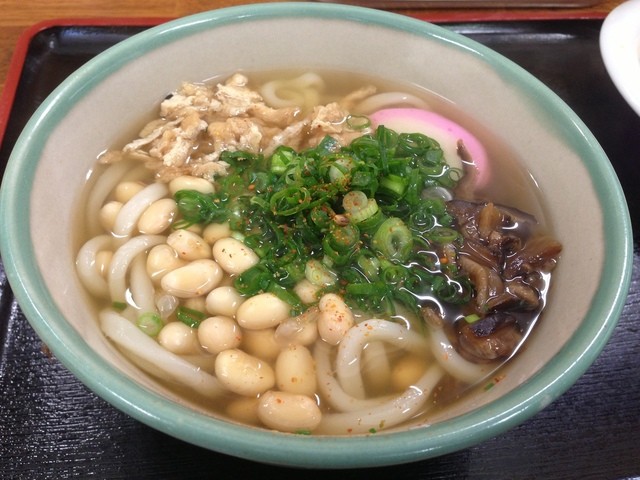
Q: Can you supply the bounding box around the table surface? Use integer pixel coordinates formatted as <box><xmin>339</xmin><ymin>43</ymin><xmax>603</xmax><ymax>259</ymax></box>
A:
<box><xmin>0</xmin><ymin>0</ymin><xmax>625</xmax><ymax>94</ymax></box>
<box><xmin>0</xmin><ymin>1</ymin><xmax>639</xmax><ymax>479</ymax></box>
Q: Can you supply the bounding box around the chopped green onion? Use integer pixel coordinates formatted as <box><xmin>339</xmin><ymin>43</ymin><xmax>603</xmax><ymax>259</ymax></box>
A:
<box><xmin>272</xmin><ymin>259</ymin><xmax>306</xmax><ymax>287</ymax></box>
<box><xmin>349</xmin><ymin>170</ymin><xmax>378</xmax><ymax>195</ymax></box>
<box><xmin>136</xmin><ymin>312</ymin><xmax>163</xmax><ymax>336</ymax></box>
<box><xmin>381</xmin><ymin>264</ymin><xmax>407</xmax><ymax>285</ymax></box>
<box><xmin>168</xmin><ymin>124</ymin><xmax>473</xmax><ymax>314</ymax></box>
<box><xmin>112</xmin><ymin>301</ymin><xmax>127</xmax><ymax>311</ymax></box>
<box><xmin>397</xmin><ymin>132</ymin><xmax>441</xmax><ymax>160</ymax></box>
<box><xmin>270</xmin><ymin>186</ymin><xmax>311</xmax><ymax>216</ymax></box>
<box><xmin>235</xmin><ymin>264</ymin><xmax>272</xmax><ymax>296</ymax></box>
<box><xmin>310</xmin><ymin>205</ymin><xmax>334</xmax><ymax>231</ymax></box>
<box><xmin>356</xmin><ymin>250</ymin><xmax>380</xmax><ymax>280</ymax></box>
<box><xmin>313</xmin><ymin>135</ymin><xmax>342</xmax><ymax>155</ymax></box>
<box><xmin>270</xmin><ymin>146</ymin><xmax>297</xmax><ymax>175</ymax></box>
<box><xmin>355</xmin><ymin>207</ymin><xmax>386</xmax><ymax>235</ymax></box>
<box><xmin>267</xmin><ymin>282</ymin><xmax>303</xmax><ymax>315</ymax></box>
<box><xmin>427</xmin><ymin>226</ymin><xmax>460</xmax><ymax>245</ymax></box>
<box><xmin>305</xmin><ymin>259</ymin><xmax>338</xmax><ymax>287</ymax></box>
<box><xmin>346</xmin><ymin>114</ymin><xmax>371</xmax><ymax>130</ymax></box>
<box><xmin>351</xmin><ymin>198</ymin><xmax>379</xmax><ymax>224</ymax></box>
<box><xmin>464</xmin><ymin>313</ymin><xmax>481</xmax><ymax>324</ymax></box>
<box><xmin>220</xmin><ymin>149</ymin><xmax>263</xmax><ymax>167</ymax></box>
<box><xmin>342</xmin><ymin>190</ymin><xmax>368</xmax><ymax>214</ymax></box>
<box><xmin>325</xmin><ymin>223</ymin><xmax>360</xmax><ymax>254</ymax></box>
<box><xmin>343</xmin><ymin>190</ymin><xmax>381</xmax><ymax>226</ymax></box>
<box><xmin>328</xmin><ymin>156</ymin><xmax>355</xmax><ymax>183</ymax></box>
<box><xmin>173</xmin><ymin>189</ymin><xmax>226</xmax><ymax>228</ymax></box>
<box><xmin>345</xmin><ymin>281</ymin><xmax>388</xmax><ymax>297</ymax></box>
<box><xmin>176</xmin><ymin>306</ymin><xmax>207</xmax><ymax>328</ymax></box>
<box><xmin>372</xmin><ymin>217</ymin><xmax>414</xmax><ymax>263</ymax></box>
<box><xmin>379</xmin><ymin>173</ymin><xmax>408</xmax><ymax>199</ymax></box>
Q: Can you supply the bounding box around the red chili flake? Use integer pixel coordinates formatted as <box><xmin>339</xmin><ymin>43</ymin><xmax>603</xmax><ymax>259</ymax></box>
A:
<box><xmin>493</xmin><ymin>374</ymin><xmax>506</xmax><ymax>384</ymax></box>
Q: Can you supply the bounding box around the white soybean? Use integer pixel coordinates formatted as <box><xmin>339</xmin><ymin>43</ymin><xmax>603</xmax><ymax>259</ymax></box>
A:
<box><xmin>215</xmin><ymin>349</ymin><xmax>275</xmax><ymax>396</ymax></box>
<box><xmin>206</xmin><ymin>286</ymin><xmax>244</xmax><ymax>317</ymax></box>
<box><xmin>212</xmin><ymin>237</ymin><xmax>259</xmax><ymax>275</ymax></box>
<box><xmin>275</xmin><ymin>345</ymin><xmax>317</xmax><ymax>396</ymax></box>
<box><xmin>160</xmin><ymin>259</ymin><xmax>222</xmax><ymax>298</ymax></box>
<box><xmin>274</xmin><ymin>308</ymin><xmax>319</xmax><ymax>347</ymax></box>
<box><xmin>99</xmin><ymin>201</ymin><xmax>123</xmax><ymax>232</ymax></box>
<box><xmin>317</xmin><ymin>293</ymin><xmax>355</xmax><ymax>345</ymax></box>
<box><xmin>294</xmin><ymin>279</ymin><xmax>321</xmax><ymax>304</ymax></box>
<box><xmin>138</xmin><ymin>198</ymin><xmax>178</xmax><ymax>234</ymax></box>
<box><xmin>391</xmin><ymin>354</ymin><xmax>427</xmax><ymax>391</ymax></box>
<box><xmin>236</xmin><ymin>293</ymin><xmax>290</xmax><ymax>330</ymax></box>
<box><xmin>157</xmin><ymin>321</ymin><xmax>202</xmax><ymax>355</ymax></box>
<box><xmin>225</xmin><ymin>397</ymin><xmax>260</xmax><ymax>426</ymax></box>
<box><xmin>198</xmin><ymin>316</ymin><xmax>242</xmax><ymax>354</ymax></box>
<box><xmin>182</xmin><ymin>295</ymin><xmax>207</xmax><ymax>313</ymax></box>
<box><xmin>242</xmin><ymin>328</ymin><xmax>281</xmax><ymax>362</ymax></box>
<box><xmin>185</xmin><ymin>223</ymin><xmax>203</xmax><ymax>235</ymax></box>
<box><xmin>257</xmin><ymin>391</ymin><xmax>322</xmax><ymax>433</ymax></box>
<box><xmin>203</xmin><ymin>222</ymin><xmax>231</xmax><ymax>245</ymax></box>
<box><xmin>169</xmin><ymin>175</ymin><xmax>215</xmax><ymax>195</ymax></box>
<box><xmin>167</xmin><ymin>230</ymin><xmax>212</xmax><ymax>261</ymax></box>
<box><xmin>94</xmin><ymin>250</ymin><xmax>113</xmax><ymax>279</ymax></box>
<box><xmin>114</xmin><ymin>181</ymin><xmax>145</xmax><ymax>203</ymax></box>
<box><xmin>146</xmin><ymin>244</ymin><xmax>186</xmax><ymax>283</ymax></box>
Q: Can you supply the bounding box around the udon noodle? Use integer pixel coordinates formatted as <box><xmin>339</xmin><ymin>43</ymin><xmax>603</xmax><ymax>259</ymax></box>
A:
<box><xmin>76</xmin><ymin>71</ymin><xmax>562</xmax><ymax>435</ymax></box>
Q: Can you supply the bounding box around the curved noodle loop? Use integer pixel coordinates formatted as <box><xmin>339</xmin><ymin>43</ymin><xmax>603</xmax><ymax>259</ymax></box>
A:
<box><xmin>354</xmin><ymin>92</ymin><xmax>429</xmax><ymax>115</ymax></box>
<box><xmin>336</xmin><ymin>319</ymin><xmax>429</xmax><ymax>399</ymax></box>
<box><xmin>112</xmin><ymin>182</ymin><xmax>169</xmax><ymax>240</ymax></box>
<box><xmin>316</xmin><ymin>363</ymin><xmax>444</xmax><ymax>435</ymax></box>
<box><xmin>76</xmin><ymin>234</ymin><xmax>113</xmax><ymax>298</ymax></box>
<box><xmin>100</xmin><ymin>310</ymin><xmax>224</xmax><ymax>397</ymax></box>
<box><xmin>108</xmin><ymin>234</ymin><xmax>166</xmax><ymax>303</ymax></box>
<box><xmin>313</xmin><ymin>319</ymin><xmax>444</xmax><ymax>434</ymax></box>
<box><xmin>314</xmin><ymin>341</ymin><xmax>394</xmax><ymax>413</ymax></box>
<box><xmin>427</xmin><ymin>323</ymin><xmax>493</xmax><ymax>385</ymax></box>
<box><xmin>259</xmin><ymin>72</ymin><xmax>325</xmax><ymax>110</ymax></box>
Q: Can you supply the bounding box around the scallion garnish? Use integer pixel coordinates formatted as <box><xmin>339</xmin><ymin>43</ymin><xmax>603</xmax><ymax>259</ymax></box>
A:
<box><xmin>172</xmin><ymin>125</ymin><xmax>474</xmax><ymax>318</ymax></box>
<box><xmin>176</xmin><ymin>306</ymin><xmax>207</xmax><ymax>328</ymax></box>
<box><xmin>464</xmin><ymin>313</ymin><xmax>481</xmax><ymax>324</ymax></box>
<box><xmin>136</xmin><ymin>312</ymin><xmax>164</xmax><ymax>336</ymax></box>
<box><xmin>112</xmin><ymin>301</ymin><xmax>127</xmax><ymax>311</ymax></box>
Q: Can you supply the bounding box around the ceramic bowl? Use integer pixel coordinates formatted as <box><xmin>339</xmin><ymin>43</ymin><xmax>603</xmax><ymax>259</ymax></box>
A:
<box><xmin>601</xmin><ymin>0</ymin><xmax>640</xmax><ymax>117</ymax></box>
<box><xmin>0</xmin><ymin>2</ymin><xmax>632</xmax><ymax>468</ymax></box>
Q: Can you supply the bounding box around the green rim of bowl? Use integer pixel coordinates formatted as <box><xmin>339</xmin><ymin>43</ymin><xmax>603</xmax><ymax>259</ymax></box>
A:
<box><xmin>0</xmin><ymin>2</ymin><xmax>632</xmax><ymax>468</ymax></box>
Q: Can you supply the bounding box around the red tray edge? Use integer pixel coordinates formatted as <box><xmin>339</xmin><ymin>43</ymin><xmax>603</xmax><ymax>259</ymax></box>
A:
<box><xmin>0</xmin><ymin>11</ymin><xmax>607</xmax><ymax>150</ymax></box>
<box><xmin>0</xmin><ymin>17</ymin><xmax>169</xmax><ymax>148</ymax></box>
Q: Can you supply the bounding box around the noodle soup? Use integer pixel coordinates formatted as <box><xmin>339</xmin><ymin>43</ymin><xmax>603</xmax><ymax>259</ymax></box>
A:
<box><xmin>76</xmin><ymin>71</ymin><xmax>561</xmax><ymax>435</ymax></box>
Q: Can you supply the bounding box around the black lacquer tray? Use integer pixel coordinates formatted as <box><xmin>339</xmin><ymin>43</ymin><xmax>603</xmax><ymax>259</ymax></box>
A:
<box><xmin>0</xmin><ymin>18</ymin><xmax>639</xmax><ymax>479</ymax></box>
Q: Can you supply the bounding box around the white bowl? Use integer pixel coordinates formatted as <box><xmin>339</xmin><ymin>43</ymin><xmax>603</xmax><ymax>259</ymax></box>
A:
<box><xmin>601</xmin><ymin>0</ymin><xmax>640</xmax><ymax>116</ymax></box>
<box><xmin>0</xmin><ymin>2</ymin><xmax>632</xmax><ymax>468</ymax></box>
